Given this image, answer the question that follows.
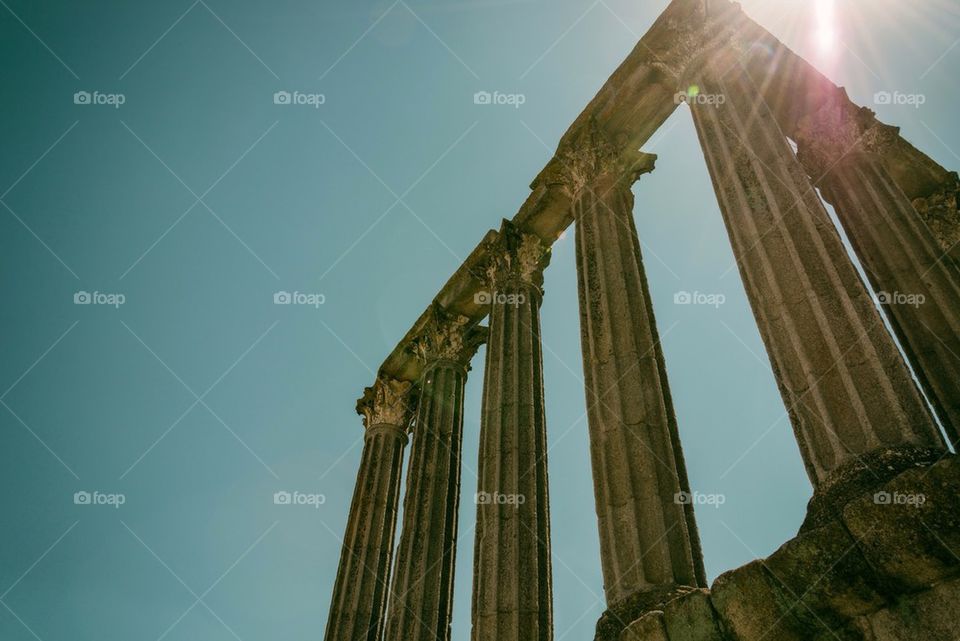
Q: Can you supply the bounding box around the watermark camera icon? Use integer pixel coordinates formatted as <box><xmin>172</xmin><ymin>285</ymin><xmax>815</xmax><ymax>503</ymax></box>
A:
<box><xmin>674</xmin><ymin>291</ymin><xmax>692</xmax><ymax>305</ymax></box>
<box><xmin>274</xmin><ymin>91</ymin><xmax>292</xmax><ymax>105</ymax></box>
<box><xmin>874</xmin><ymin>91</ymin><xmax>892</xmax><ymax>105</ymax></box>
<box><xmin>474</xmin><ymin>291</ymin><xmax>492</xmax><ymax>305</ymax></box>
<box><xmin>74</xmin><ymin>491</ymin><xmax>91</xmax><ymax>504</ymax></box>
<box><xmin>474</xmin><ymin>91</ymin><xmax>492</xmax><ymax>105</ymax></box>
<box><xmin>74</xmin><ymin>91</ymin><xmax>92</xmax><ymax>105</ymax></box>
<box><xmin>274</xmin><ymin>491</ymin><xmax>292</xmax><ymax>505</ymax></box>
<box><xmin>74</xmin><ymin>291</ymin><xmax>92</xmax><ymax>304</ymax></box>
<box><xmin>274</xmin><ymin>291</ymin><xmax>292</xmax><ymax>304</ymax></box>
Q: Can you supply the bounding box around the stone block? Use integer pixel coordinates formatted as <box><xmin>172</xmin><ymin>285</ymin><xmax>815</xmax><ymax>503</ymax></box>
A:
<box><xmin>842</xmin><ymin>455</ymin><xmax>960</xmax><ymax>590</ymax></box>
<box><xmin>620</xmin><ymin>610</ymin><xmax>668</xmax><ymax>641</ymax></box>
<box><xmin>765</xmin><ymin>519</ymin><xmax>887</xmax><ymax>621</ymax></box>
<box><xmin>709</xmin><ymin>560</ymin><xmax>805</xmax><ymax>641</ymax></box>
<box><xmin>858</xmin><ymin>577</ymin><xmax>960</xmax><ymax>640</ymax></box>
<box><xmin>662</xmin><ymin>588</ymin><xmax>725</xmax><ymax>641</ymax></box>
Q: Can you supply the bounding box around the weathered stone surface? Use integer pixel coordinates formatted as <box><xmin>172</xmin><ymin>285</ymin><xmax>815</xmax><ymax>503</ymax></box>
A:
<box><xmin>710</xmin><ymin>560</ymin><xmax>805</xmax><ymax>641</ymax></box>
<box><xmin>596</xmin><ymin>586</ymin><xmax>693</xmax><ymax>641</ymax></box>
<box><xmin>325</xmin><ymin>377</ymin><xmax>416</xmax><ymax>641</ymax></box>
<box><xmin>471</xmin><ymin>220</ymin><xmax>553</xmax><ymax>641</ymax></box>
<box><xmin>912</xmin><ymin>177</ymin><xmax>960</xmax><ymax>263</ymax></box>
<box><xmin>620</xmin><ymin>610</ymin><xmax>668</xmax><ymax>641</ymax></box>
<box><xmin>796</xmin><ymin>106</ymin><xmax>960</xmax><ymax>448</ymax></box>
<box><xmin>842</xmin><ymin>455</ymin><xmax>960</xmax><ymax>591</ymax></box>
<box><xmin>384</xmin><ymin>308</ymin><xmax>485</xmax><ymax>641</ymax></box>
<box><xmin>570</xmin><ymin>124</ymin><xmax>704</xmax><ymax>607</ymax></box>
<box><xmin>765</xmin><ymin>519</ymin><xmax>887</xmax><ymax>624</ymax></box>
<box><xmin>856</xmin><ymin>577</ymin><xmax>960</xmax><ymax>640</ymax></box>
<box><xmin>801</xmin><ymin>446</ymin><xmax>944</xmax><ymax>532</ymax></box>
<box><xmin>689</xmin><ymin>58</ymin><xmax>945</xmax><ymax>485</ymax></box>
<box><xmin>662</xmin><ymin>589</ymin><xmax>725</xmax><ymax>641</ymax></box>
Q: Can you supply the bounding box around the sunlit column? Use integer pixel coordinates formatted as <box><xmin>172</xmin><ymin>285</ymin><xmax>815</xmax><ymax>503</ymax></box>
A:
<box><xmin>325</xmin><ymin>377</ymin><xmax>415</xmax><ymax>641</ymax></box>
<box><xmin>472</xmin><ymin>221</ymin><xmax>553</xmax><ymax>641</ymax></box>
<box><xmin>795</xmin><ymin>105</ymin><xmax>960</xmax><ymax>449</ymax></box>
<box><xmin>385</xmin><ymin>307</ymin><xmax>485</xmax><ymax>641</ymax></box>
<box><xmin>689</xmin><ymin>59</ymin><xmax>946</xmax><ymax>485</ymax></box>
<box><xmin>543</xmin><ymin>120</ymin><xmax>705</xmax><ymax>607</ymax></box>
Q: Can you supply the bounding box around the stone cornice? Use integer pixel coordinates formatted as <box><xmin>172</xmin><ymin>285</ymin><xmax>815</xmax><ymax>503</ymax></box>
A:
<box><xmin>794</xmin><ymin>88</ymin><xmax>900</xmax><ymax>177</ymax></box>
<box><xmin>482</xmin><ymin>220</ymin><xmax>551</xmax><ymax>293</ymax></box>
<box><xmin>538</xmin><ymin>118</ymin><xmax>658</xmax><ymax>199</ymax></box>
<box><xmin>408</xmin><ymin>304</ymin><xmax>487</xmax><ymax>371</ymax></box>
<box><xmin>356</xmin><ymin>376</ymin><xmax>416</xmax><ymax>430</ymax></box>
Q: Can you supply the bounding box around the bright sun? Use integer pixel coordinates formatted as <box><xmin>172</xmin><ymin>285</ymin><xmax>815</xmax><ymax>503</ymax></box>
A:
<box><xmin>815</xmin><ymin>0</ymin><xmax>837</xmax><ymax>52</ymax></box>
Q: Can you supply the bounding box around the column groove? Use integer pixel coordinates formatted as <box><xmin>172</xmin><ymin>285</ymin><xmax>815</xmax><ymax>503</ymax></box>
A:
<box><xmin>795</xmin><ymin>105</ymin><xmax>960</xmax><ymax>447</ymax></box>
<box><xmin>325</xmin><ymin>378</ymin><xmax>415</xmax><ymax>641</ymax></box>
<box><xmin>689</xmin><ymin>59</ymin><xmax>945</xmax><ymax>486</ymax></box>
<box><xmin>471</xmin><ymin>220</ymin><xmax>553</xmax><ymax>641</ymax></box>
<box><xmin>384</xmin><ymin>307</ymin><xmax>484</xmax><ymax>641</ymax></box>
<box><xmin>549</xmin><ymin>118</ymin><xmax>704</xmax><ymax>608</ymax></box>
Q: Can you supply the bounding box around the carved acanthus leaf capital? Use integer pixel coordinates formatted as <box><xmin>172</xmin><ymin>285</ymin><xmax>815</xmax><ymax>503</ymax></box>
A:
<box><xmin>408</xmin><ymin>304</ymin><xmax>487</xmax><ymax>368</ymax></box>
<box><xmin>481</xmin><ymin>220</ymin><xmax>551</xmax><ymax>292</ymax></box>
<box><xmin>356</xmin><ymin>376</ymin><xmax>415</xmax><ymax>429</ymax></box>
<box><xmin>795</xmin><ymin>89</ymin><xmax>900</xmax><ymax>175</ymax></box>
<box><xmin>538</xmin><ymin>119</ymin><xmax>657</xmax><ymax>198</ymax></box>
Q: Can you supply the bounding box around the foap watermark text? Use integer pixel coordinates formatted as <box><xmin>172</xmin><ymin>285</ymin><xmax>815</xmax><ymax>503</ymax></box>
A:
<box><xmin>274</xmin><ymin>291</ymin><xmax>325</xmax><ymax>308</ymax></box>
<box><xmin>274</xmin><ymin>91</ymin><xmax>326</xmax><ymax>108</ymax></box>
<box><xmin>74</xmin><ymin>291</ymin><xmax>125</xmax><ymax>308</ymax></box>
<box><xmin>74</xmin><ymin>91</ymin><xmax>126</xmax><ymax>108</ymax></box>
<box><xmin>675</xmin><ymin>491</ymin><xmax>726</xmax><ymax>508</ymax></box>
<box><xmin>274</xmin><ymin>490</ymin><xmax>326</xmax><ymax>508</ymax></box>
<box><xmin>474</xmin><ymin>291</ymin><xmax>525</xmax><ymax>307</ymax></box>
<box><xmin>674</xmin><ymin>291</ymin><xmax>726</xmax><ymax>308</ymax></box>
<box><xmin>475</xmin><ymin>491</ymin><xmax>525</xmax><ymax>508</ymax></box>
<box><xmin>874</xmin><ymin>91</ymin><xmax>925</xmax><ymax>108</ymax></box>
<box><xmin>474</xmin><ymin>91</ymin><xmax>526</xmax><ymax>109</ymax></box>
<box><xmin>74</xmin><ymin>490</ymin><xmax>126</xmax><ymax>508</ymax></box>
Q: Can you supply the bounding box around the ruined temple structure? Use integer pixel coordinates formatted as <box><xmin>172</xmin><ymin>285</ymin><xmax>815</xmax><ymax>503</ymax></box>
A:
<box><xmin>324</xmin><ymin>1</ymin><xmax>960</xmax><ymax>640</ymax></box>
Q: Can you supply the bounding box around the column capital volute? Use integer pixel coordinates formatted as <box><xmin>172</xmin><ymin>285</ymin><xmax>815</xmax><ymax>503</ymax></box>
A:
<box><xmin>356</xmin><ymin>375</ymin><xmax>416</xmax><ymax>435</ymax></box>
<box><xmin>795</xmin><ymin>89</ymin><xmax>900</xmax><ymax>176</ymax></box>
<box><xmin>407</xmin><ymin>303</ymin><xmax>487</xmax><ymax>374</ymax></box>
<box><xmin>480</xmin><ymin>220</ymin><xmax>552</xmax><ymax>294</ymax></box>
<box><xmin>537</xmin><ymin>118</ymin><xmax>657</xmax><ymax>199</ymax></box>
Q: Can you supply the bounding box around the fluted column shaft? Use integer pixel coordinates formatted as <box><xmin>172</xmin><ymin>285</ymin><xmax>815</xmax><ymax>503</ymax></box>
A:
<box><xmin>568</xmin><ymin>149</ymin><xmax>703</xmax><ymax>604</ymax></box>
<box><xmin>689</xmin><ymin>62</ymin><xmax>945</xmax><ymax>485</ymax></box>
<box><xmin>472</xmin><ymin>222</ymin><xmax>553</xmax><ymax>641</ymax></box>
<box><xmin>325</xmin><ymin>378</ymin><xmax>415</xmax><ymax>641</ymax></box>
<box><xmin>796</xmin><ymin>146</ymin><xmax>960</xmax><ymax>449</ymax></box>
<box><xmin>386</xmin><ymin>310</ymin><xmax>484</xmax><ymax>641</ymax></box>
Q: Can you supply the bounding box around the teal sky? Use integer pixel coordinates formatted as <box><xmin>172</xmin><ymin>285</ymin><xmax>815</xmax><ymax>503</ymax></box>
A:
<box><xmin>1</xmin><ymin>1</ymin><xmax>958</xmax><ymax>640</ymax></box>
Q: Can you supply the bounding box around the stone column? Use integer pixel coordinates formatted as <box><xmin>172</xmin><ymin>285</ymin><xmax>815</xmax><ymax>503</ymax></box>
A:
<box><xmin>471</xmin><ymin>220</ymin><xmax>553</xmax><ymax>641</ymax></box>
<box><xmin>795</xmin><ymin>105</ymin><xmax>960</xmax><ymax>449</ymax></box>
<box><xmin>325</xmin><ymin>377</ymin><xmax>415</xmax><ymax>641</ymax></box>
<box><xmin>688</xmin><ymin>60</ymin><xmax>946</xmax><ymax>486</ymax></box>
<box><xmin>543</xmin><ymin>120</ymin><xmax>705</xmax><ymax>607</ymax></box>
<box><xmin>385</xmin><ymin>306</ymin><xmax>485</xmax><ymax>641</ymax></box>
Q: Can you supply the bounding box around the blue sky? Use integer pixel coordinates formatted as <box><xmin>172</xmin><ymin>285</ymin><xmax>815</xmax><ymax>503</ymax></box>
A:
<box><xmin>1</xmin><ymin>1</ymin><xmax>958</xmax><ymax>639</ymax></box>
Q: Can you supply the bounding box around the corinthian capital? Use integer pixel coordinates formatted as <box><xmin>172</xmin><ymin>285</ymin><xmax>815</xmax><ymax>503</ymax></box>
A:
<box><xmin>537</xmin><ymin>118</ymin><xmax>657</xmax><ymax>197</ymax></box>
<box><xmin>356</xmin><ymin>376</ymin><xmax>416</xmax><ymax>430</ymax></box>
<box><xmin>408</xmin><ymin>304</ymin><xmax>487</xmax><ymax>370</ymax></box>
<box><xmin>795</xmin><ymin>89</ymin><xmax>899</xmax><ymax>175</ymax></box>
<box><xmin>482</xmin><ymin>220</ymin><xmax>551</xmax><ymax>292</ymax></box>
